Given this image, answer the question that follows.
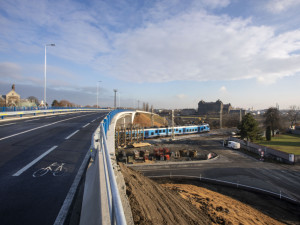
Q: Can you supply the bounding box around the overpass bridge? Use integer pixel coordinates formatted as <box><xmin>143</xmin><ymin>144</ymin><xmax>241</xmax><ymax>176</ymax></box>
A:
<box><xmin>1</xmin><ymin>108</ymin><xmax>299</xmax><ymax>225</ymax></box>
<box><xmin>0</xmin><ymin>108</ymin><xmax>140</xmax><ymax>225</ymax></box>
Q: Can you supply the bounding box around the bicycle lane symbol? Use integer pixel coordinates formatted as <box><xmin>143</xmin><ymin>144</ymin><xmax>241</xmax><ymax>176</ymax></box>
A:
<box><xmin>32</xmin><ymin>162</ymin><xmax>67</xmax><ymax>178</ymax></box>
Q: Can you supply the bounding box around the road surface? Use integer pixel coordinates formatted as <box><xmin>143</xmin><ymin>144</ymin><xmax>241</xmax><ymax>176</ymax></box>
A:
<box><xmin>0</xmin><ymin>111</ymin><xmax>107</xmax><ymax>225</ymax></box>
<box><xmin>129</xmin><ymin>137</ymin><xmax>300</xmax><ymax>202</ymax></box>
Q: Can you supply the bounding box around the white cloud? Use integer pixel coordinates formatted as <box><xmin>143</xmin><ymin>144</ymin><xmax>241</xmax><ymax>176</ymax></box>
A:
<box><xmin>1</xmin><ymin>0</ymin><xmax>300</xmax><ymax>87</ymax></box>
<box><xmin>219</xmin><ymin>86</ymin><xmax>227</xmax><ymax>92</ymax></box>
<box><xmin>266</xmin><ymin>0</ymin><xmax>300</xmax><ymax>13</ymax></box>
<box><xmin>176</xmin><ymin>94</ymin><xmax>187</xmax><ymax>99</ymax></box>
<box><xmin>0</xmin><ymin>62</ymin><xmax>22</xmax><ymax>81</ymax></box>
<box><xmin>98</xmin><ymin>10</ymin><xmax>300</xmax><ymax>84</ymax></box>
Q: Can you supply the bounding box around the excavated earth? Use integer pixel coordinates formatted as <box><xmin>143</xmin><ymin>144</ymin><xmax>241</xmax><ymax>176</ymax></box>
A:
<box><xmin>120</xmin><ymin>163</ymin><xmax>300</xmax><ymax>225</ymax></box>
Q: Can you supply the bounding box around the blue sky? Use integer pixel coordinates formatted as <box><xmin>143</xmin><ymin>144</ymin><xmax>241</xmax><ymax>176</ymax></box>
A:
<box><xmin>1</xmin><ymin>0</ymin><xmax>300</xmax><ymax>109</ymax></box>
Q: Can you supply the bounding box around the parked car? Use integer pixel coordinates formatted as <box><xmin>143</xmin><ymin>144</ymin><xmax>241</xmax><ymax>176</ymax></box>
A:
<box><xmin>227</xmin><ymin>141</ymin><xmax>240</xmax><ymax>149</ymax></box>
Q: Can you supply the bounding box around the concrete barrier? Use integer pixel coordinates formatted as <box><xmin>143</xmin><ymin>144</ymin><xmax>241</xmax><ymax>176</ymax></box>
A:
<box><xmin>80</xmin><ymin>110</ymin><xmax>135</xmax><ymax>225</ymax></box>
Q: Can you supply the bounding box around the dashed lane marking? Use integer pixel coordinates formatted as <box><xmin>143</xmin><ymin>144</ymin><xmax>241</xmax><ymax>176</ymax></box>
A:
<box><xmin>24</xmin><ymin>119</ymin><xmax>40</xmax><ymax>122</ymax></box>
<box><xmin>12</xmin><ymin>146</ymin><xmax>58</xmax><ymax>176</ymax></box>
<box><xmin>0</xmin><ymin>123</ymin><xmax>16</xmax><ymax>127</ymax></box>
<box><xmin>91</xmin><ymin>119</ymin><xmax>96</xmax><ymax>122</ymax></box>
<box><xmin>65</xmin><ymin>130</ymin><xmax>79</xmax><ymax>140</ymax></box>
<box><xmin>0</xmin><ymin>114</ymin><xmax>88</xmax><ymax>141</ymax></box>
<box><xmin>82</xmin><ymin>123</ymin><xmax>90</xmax><ymax>128</ymax></box>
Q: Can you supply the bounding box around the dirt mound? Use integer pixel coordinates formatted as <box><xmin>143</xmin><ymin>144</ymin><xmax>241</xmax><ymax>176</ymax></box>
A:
<box><xmin>120</xmin><ymin>164</ymin><xmax>290</xmax><ymax>225</ymax></box>
<box><xmin>133</xmin><ymin>113</ymin><xmax>167</xmax><ymax>127</ymax></box>
<box><xmin>119</xmin><ymin>163</ymin><xmax>211</xmax><ymax>225</ymax></box>
<box><xmin>163</xmin><ymin>183</ymin><xmax>285</xmax><ymax>225</ymax></box>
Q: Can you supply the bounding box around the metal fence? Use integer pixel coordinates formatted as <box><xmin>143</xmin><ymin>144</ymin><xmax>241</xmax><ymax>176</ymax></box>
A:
<box><xmin>149</xmin><ymin>175</ymin><xmax>299</xmax><ymax>205</ymax></box>
<box><xmin>229</xmin><ymin>137</ymin><xmax>296</xmax><ymax>164</ymax></box>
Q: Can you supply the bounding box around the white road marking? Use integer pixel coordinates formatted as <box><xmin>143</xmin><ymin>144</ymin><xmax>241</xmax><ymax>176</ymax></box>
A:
<box><xmin>53</xmin><ymin>149</ymin><xmax>91</xmax><ymax>225</ymax></box>
<box><xmin>0</xmin><ymin>123</ymin><xmax>16</xmax><ymax>127</ymax></box>
<box><xmin>82</xmin><ymin>123</ymin><xmax>90</xmax><ymax>128</ymax></box>
<box><xmin>12</xmin><ymin>146</ymin><xmax>58</xmax><ymax>176</ymax></box>
<box><xmin>24</xmin><ymin>119</ymin><xmax>40</xmax><ymax>122</ymax></box>
<box><xmin>91</xmin><ymin>119</ymin><xmax>96</xmax><ymax>122</ymax></box>
<box><xmin>0</xmin><ymin>114</ymin><xmax>87</xmax><ymax>141</ymax></box>
<box><xmin>65</xmin><ymin>130</ymin><xmax>79</xmax><ymax>140</ymax></box>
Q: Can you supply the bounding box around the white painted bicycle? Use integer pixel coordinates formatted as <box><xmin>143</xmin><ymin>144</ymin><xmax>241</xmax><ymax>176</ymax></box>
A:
<box><xmin>32</xmin><ymin>162</ymin><xmax>66</xmax><ymax>177</ymax></box>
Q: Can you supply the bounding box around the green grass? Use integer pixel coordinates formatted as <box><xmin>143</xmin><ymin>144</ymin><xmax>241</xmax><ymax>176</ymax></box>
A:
<box><xmin>255</xmin><ymin>134</ymin><xmax>300</xmax><ymax>155</ymax></box>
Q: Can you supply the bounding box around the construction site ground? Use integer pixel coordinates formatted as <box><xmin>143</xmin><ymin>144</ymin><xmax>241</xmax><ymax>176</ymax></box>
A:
<box><xmin>118</xmin><ymin>128</ymin><xmax>300</xmax><ymax>225</ymax></box>
<box><xmin>120</xmin><ymin>163</ymin><xmax>300</xmax><ymax>225</ymax></box>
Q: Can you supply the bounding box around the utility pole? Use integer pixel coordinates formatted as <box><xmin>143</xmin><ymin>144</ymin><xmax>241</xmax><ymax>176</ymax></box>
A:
<box><xmin>97</xmin><ymin>81</ymin><xmax>101</xmax><ymax>108</ymax></box>
<box><xmin>239</xmin><ymin>109</ymin><xmax>242</xmax><ymax>123</ymax></box>
<box><xmin>113</xmin><ymin>89</ymin><xmax>118</xmax><ymax>109</ymax></box>
<box><xmin>151</xmin><ymin>108</ymin><xmax>154</xmax><ymax>127</ymax></box>
<box><xmin>171</xmin><ymin>110</ymin><xmax>175</xmax><ymax>140</ymax></box>
<box><xmin>220</xmin><ymin>105</ymin><xmax>223</xmax><ymax>129</ymax></box>
<box><xmin>138</xmin><ymin>100</ymin><xmax>140</xmax><ymax>110</ymax></box>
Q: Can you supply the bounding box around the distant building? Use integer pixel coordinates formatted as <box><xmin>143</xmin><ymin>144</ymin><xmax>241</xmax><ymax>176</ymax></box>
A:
<box><xmin>229</xmin><ymin>109</ymin><xmax>247</xmax><ymax>115</ymax></box>
<box><xmin>198</xmin><ymin>99</ymin><xmax>232</xmax><ymax>115</ymax></box>
<box><xmin>0</xmin><ymin>95</ymin><xmax>5</xmax><ymax>107</ymax></box>
<box><xmin>180</xmin><ymin>108</ymin><xmax>196</xmax><ymax>116</ymax></box>
<box><xmin>2</xmin><ymin>84</ymin><xmax>21</xmax><ymax>107</ymax></box>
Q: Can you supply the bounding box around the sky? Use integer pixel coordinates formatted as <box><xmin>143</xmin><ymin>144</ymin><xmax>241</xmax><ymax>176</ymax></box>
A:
<box><xmin>1</xmin><ymin>0</ymin><xmax>300</xmax><ymax>110</ymax></box>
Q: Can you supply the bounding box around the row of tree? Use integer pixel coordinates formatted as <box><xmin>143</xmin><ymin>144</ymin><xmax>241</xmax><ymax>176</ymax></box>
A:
<box><xmin>51</xmin><ymin>99</ymin><xmax>77</xmax><ymax>107</ymax></box>
<box><xmin>238</xmin><ymin>106</ymin><xmax>299</xmax><ymax>142</ymax></box>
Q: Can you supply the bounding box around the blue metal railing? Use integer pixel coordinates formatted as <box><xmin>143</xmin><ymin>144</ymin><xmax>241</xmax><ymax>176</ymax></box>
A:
<box><xmin>99</xmin><ymin>109</ymin><xmax>132</xmax><ymax>225</ymax></box>
<box><xmin>102</xmin><ymin>109</ymin><xmax>130</xmax><ymax>135</ymax></box>
<box><xmin>0</xmin><ymin>106</ymin><xmax>108</xmax><ymax>112</ymax></box>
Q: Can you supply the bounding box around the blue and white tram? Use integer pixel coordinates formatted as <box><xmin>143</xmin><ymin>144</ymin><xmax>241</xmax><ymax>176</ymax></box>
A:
<box><xmin>143</xmin><ymin>124</ymin><xmax>210</xmax><ymax>138</ymax></box>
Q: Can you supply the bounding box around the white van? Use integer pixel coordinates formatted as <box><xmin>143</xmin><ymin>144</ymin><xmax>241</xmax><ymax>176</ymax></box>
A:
<box><xmin>227</xmin><ymin>141</ymin><xmax>240</xmax><ymax>149</ymax></box>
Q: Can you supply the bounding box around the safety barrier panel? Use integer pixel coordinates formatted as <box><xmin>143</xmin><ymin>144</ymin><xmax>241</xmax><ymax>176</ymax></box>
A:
<box><xmin>0</xmin><ymin>108</ymin><xmax>107</xmax><ymax>119</ymax></box>
<box><xmin>0</xmin><ymin>106</ymin><xmax>108</xmax><ymax>112</ymax></box>
<box><xmin>149</xmin><ymin>175</ymin><xmax>299</xmax><ymax>205</ymax></box>
<box><xmin>80</xmin><ymin>109</ymin><xmax>132</xmax><ymax>225</ymax></box>
<box><xmin>100</xmin><ymin>124</ymin><xmax>127</xmax><ymax>225</ymax></box>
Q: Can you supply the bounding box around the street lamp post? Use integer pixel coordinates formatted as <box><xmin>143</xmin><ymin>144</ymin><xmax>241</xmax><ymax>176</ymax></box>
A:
<box><xmin>44</xmin><ymin>43</ymin><xmax>55</xmax><ymax>107</ymax></box>
<box><xmin>97</xmin><ymin>81</ymin><xmax>102</xmax><ymax>108</ymax></box>
<box><xmin>113</xmin><ymin>89</ymin><xmax>118</xmax><ymax>109</ymax></box>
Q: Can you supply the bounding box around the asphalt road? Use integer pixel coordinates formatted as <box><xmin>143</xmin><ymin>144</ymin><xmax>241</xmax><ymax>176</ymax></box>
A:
<box><xmin>0</xmin><ymin>111</ymin><xmax>107</xmax><ymax>225</ymax></box>
<box><xmin>129</xmin><ymin>136</ymin><xmax>300</xmax><ymax>202</ymax></box>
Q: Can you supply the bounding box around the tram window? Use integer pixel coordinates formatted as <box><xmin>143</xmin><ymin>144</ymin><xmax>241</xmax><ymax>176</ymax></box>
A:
<box><xmin>151</xmin><ymin>132</ymin><xmax>154</xmax><ymax>135</ymax></box>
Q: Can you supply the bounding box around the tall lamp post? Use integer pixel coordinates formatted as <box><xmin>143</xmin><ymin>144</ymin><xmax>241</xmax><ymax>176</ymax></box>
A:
<box><xmin>113</xmin><ymin>89</ymin><xmax>118</xmax><ymax>109</ymax></box>
<box><xmin>97</xmin><ymin>81</ymin><xmax>102</xmax><ymax>108</ymax></box>
<box><xmin>44</xmin><ymin>43</ymin><xmax>55</xmax><ymax>107</ymax></box>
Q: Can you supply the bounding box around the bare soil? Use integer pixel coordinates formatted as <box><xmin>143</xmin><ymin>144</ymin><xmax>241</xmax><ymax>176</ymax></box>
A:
<box><xmin>133</xmin><ymin>113</ymin><xmax>167</xmax><ymax>127</ymax></box>
<box><xmin>120</xmin><ymin>164</ymin><xmax>299</xmax><ymax>225</ymax></box>
<box><xmin>120</xmin><ymin>163</ymin><xmax>211</xmax><ymax>225</ymax></box>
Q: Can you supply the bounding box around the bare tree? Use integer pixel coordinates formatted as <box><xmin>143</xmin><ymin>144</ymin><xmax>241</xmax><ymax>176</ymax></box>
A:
<box><xmin>27</xmin><ymin>96</ymin><xmax>39</xmax><ymax>105</ymax></box>
<box><xmin>287</xmin><ymin>105</ymin><xmax>299</xmax><ymax>127</ymax></box>
<box><xmin>59</xmin><ymin>100</ymin><xmax>74</xmax><ymax>107</ymax></box>
<box><xmin>264</xmin><ymin>107</ymin><xmax>281</xmax><ymax>136</ymax></box>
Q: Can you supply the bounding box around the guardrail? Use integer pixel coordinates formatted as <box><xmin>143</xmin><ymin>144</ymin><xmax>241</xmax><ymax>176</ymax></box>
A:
<box><xmin>80</xmin><ymin>109</ymin><xmax>133</xmax><ymax>225</ymax></box>
<box><xmin>149</xmin><ymin>175</ymin><xmax>299</xmax><ymax>205</ymax></box>
<box><xmin>100</xmin><ymin>123</ymin><xmax>127</xmax><ymax>225</ymax></box>
<box><xmin>0</xmin><ymin>106</ymin><xmax>108</xmax><ymax>112</ymax></box>
<box><xmin>0</xmin><ymin>108</ymin><xmax>107</xmax><ymax>119</ymax></box>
